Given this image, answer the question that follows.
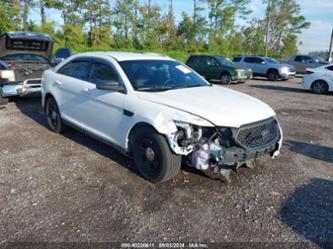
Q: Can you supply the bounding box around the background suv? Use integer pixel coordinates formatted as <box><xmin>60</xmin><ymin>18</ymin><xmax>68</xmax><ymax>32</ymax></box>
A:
<box><xmin>279</xmin><ymin>55</ymin><xmax>329</xmax><ymax>74</ymax></box>
<box><xmin>233</xmin><ymin>56</ymin><xmax>295</xmax><ymax>81</ymax></box>
<box><xmin>186</xmin><ymin>55</ymin><xmax>252</xmax><ymax>84</ymax></box>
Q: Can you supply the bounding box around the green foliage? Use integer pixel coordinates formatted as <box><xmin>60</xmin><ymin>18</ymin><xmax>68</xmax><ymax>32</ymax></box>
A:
<box><xmin>0</xmin><ymin>0</ymin><xmax>20</xmax><ymax>33</ymax></box>
<box><xmin>0</xmin><ymin>0</ymin><xmax>310</xmax><ymax>59</ymax></box>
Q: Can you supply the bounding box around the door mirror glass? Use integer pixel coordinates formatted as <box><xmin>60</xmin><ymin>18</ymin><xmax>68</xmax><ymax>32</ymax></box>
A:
<box><xmin>96</xmin><ymin>80</ymin><xmax>124</xmax><ymax>91</ymax></box>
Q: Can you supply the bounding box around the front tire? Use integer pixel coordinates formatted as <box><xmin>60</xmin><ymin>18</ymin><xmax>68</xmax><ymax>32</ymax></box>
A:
<box><xmin>132</xmin><ymin>126</ymin><xmax>181</xmax><ymax>183</ymax></box>
<box><xmin>312</xmin><ymin>80</ymin><xmax>329</xmax><ymax>94</ymax></box>
<box><xmin>220</xmin><ymin>73</ymin><xmax>232</xmax><ymax>85</ymax></box>
<box><xmin>45</xmin><ymin>97</ymin><xmax>64</xmax><ymax>133</ymax></box>
<box><xmin>267</xmin><ymin>70</ymin><xmax>279</xmax><ymax>81</ymax></box>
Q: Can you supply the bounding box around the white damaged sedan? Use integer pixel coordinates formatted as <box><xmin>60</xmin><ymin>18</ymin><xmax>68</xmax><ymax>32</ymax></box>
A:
<box><xmin>42</xmin><ymin>52</ymin><xmax>283</xmax><ymax>183</ymax></box>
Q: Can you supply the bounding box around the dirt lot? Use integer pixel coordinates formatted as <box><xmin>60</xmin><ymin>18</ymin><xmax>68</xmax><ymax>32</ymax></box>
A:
<box><xmin>0</xmin><ymin>78</ymin><xmax>332</xmax><ymax>248</ymax></box>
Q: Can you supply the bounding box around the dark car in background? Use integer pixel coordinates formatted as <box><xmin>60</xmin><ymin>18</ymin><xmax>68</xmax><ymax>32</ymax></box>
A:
<box><xmin>0</xmin><ymin>32</ymin><xmax>71</xmax><ymax>105</ymax></box>
<box><xmin>186</xmin><ymin>55</ymin><xmax>252</xmax><ymax>84</ymax></box>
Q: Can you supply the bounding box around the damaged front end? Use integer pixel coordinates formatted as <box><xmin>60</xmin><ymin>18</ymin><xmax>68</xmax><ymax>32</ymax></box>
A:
<box><xmin>167</xmin><ymin>117</ymin><xmax>282</xmax><ymax>175</ymax></box>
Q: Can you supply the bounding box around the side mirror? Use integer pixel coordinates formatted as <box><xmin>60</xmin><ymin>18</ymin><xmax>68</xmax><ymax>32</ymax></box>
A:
<box><xmin>96</xmin><ymin>81</ymin><xmax>124</xmax><ymax>92</ymax></box>
<box><xmin>51</xmin><ymin>57</ymin><xmax>64</xmax><ymax>66</ymax></box>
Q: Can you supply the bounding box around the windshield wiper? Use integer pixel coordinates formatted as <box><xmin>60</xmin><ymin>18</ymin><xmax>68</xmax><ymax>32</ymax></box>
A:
<box><xmin>137</xmin><ymin>86</ymin><xmax>174</xmax><ymax>92</ymax></box>
<box><xmin>173</xmin><ymin>84</ymin><xmax>211</xmax><ymax>89</ymax></box>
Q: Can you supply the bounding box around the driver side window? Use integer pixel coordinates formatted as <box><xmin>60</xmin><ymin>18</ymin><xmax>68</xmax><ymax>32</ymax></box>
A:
<box><xmin>89</xmin><ymin>62</ymin><xmax>118</xmax><ymax>84</ymax></box>
<box><xmin>206</xmin><ymin>57</ymin><xmax>219</xmax><ymax>66</ymax></box>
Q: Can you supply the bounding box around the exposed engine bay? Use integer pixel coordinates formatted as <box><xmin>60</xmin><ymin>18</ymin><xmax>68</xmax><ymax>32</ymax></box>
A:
<box><xmin>168</xmin><ymin>117</ymin><xmax>282</xmax><ymax>176</ymax></box>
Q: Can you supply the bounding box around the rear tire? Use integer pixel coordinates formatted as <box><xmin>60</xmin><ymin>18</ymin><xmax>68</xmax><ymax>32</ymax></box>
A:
<box><xmin>312</xmin><ymin>80</ymin><xmax>329</xmax><ymax>94</ymax></box>
<box><xmin>132</xmin><ymin>126</ymin><xmax>181</xmax><ymax>183</ymax></box>
<box><xmin>220</xmin><ymin>73</ymin><xmax>232</xmax><ymax>85</ymax></box>
<box><xmin>45</xmin><ymin>97</ymin><xmax>65</xmax><ymax>133</ymax></box>
<box><xmin>267</xmin><ymin>70</ymin><xmax>279</xmax><ymax>81</ymax></box>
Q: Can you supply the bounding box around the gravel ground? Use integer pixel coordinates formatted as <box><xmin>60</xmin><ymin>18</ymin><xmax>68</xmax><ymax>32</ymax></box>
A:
<box><xmin>0</xmin><ymin>78</ymin><xmax>332</xmax><ymax>248</ymax></box>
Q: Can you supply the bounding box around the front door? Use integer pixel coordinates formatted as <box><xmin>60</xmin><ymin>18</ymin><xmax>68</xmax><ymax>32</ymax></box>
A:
<box><xmin>77</xmin><ymin>59</ymin><xmax>126</xmax><ymax>146</ymax></box>
<box><xmin>204</xmin><ymin>56</ymin><xmax>221</xmax><ymax>79</ymax></box>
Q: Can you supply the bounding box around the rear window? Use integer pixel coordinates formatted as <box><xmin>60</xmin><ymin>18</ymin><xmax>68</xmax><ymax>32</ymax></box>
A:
<box><xmin>58</xmin><ymin>60</ymin><xmax>92</xmax><ymax>81</ymax></box>
<box><xmin>0</xmin><ymin>54</ymin><xmax>48</xmax><ymax>63</ymax></box>
<box><xmin>244</xmin><ymin>57</ymin><xmax>256</xmax><ymax>63</ymax></box>
<box><xmin>186</xmin><ymin>56</ymin><xmax>197</xmax><ymax>64</ymax></box>
<box><xmin>233</xmin><ymin>57</ymin><xmax>242</xmax><ymax>62</ymax></box>
<box><xmin>6</xmin><ymin>38</ymin><xmax>49</xmax><ymax>51</ymax></box>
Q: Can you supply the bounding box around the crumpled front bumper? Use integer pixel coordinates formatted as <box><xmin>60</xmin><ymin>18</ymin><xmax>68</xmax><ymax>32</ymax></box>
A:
<box><xmin>0</xmin><ymin>78</ymin><xmax>41</xmax><ymax>97</ymax></box>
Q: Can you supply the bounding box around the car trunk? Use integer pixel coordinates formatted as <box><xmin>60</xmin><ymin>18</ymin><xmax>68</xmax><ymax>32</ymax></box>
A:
<box><xmin>0</xmin><ymin>32</ymin><xmax>54</xmax><ymax>83</ymax></box>
<box><xmin>8</xmin><ymin>61</ymin><xmax>51</xmax><ymax>82</ymax></box>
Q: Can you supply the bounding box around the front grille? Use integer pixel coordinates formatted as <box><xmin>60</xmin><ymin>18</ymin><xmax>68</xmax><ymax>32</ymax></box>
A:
<box><xmin>235</xmin><ymin>118</ymin><xmax>280</xmax><ymax>150</ymax></box>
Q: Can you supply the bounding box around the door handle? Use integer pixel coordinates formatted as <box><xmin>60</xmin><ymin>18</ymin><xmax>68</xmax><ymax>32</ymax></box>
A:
<box><xmin>54</xmin><ymin>80</ymin><xmax>62</xmax><ymax>86</ymax></box>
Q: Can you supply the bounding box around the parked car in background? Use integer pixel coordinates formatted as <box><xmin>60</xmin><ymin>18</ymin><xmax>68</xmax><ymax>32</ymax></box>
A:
<box><xmin>304</xmin><ymin>63</ymin><xmax>333</xmax><ymax>74</ymax></box>
<box><xmin>51</xmin><ymin>47</ymin><xmax>72</xmax><ymax>66</ymax></box>
<box><xmin>279</xmin><ymin>55</ymin><xmax>328</xmax><ymax>74</ymax></box>
<box><xmin>0</xmin><ymin>32</ymin><xmax>71</xmax><ymax>105</ymax></box>
<box><xmin>302</xmin><ymin>65</ymin><xmax>333</xmax><ymax>94</ymax></box>
<box><xmin>233</xmin><ymin>55</ymin><xmax>295</xmax><ymax>81</ymax></box>
<box><xmin>186</xmin><ymin>55</ymin><xmax>252</xmax><ymax>84</ymax></box>
<box><xmin>42</xmin><ymin>52</ymin><xmax>282</xmax><ymax>183</ymax></box>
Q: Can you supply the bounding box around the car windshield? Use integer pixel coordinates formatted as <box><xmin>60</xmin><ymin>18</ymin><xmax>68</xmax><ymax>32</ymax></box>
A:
<box><xmin>119</xmin><ymin>60</ymin><xmax>210</xmax><ymax>91</ymax></box>
<box><xmin>312</xmin><ymin>56</ymin><xmax>326</xmax><ymax>63</ymax></box>
<box><xmin>216</xmin><ymin>56</ymin><xmax>235</xmax><ymax>67</ymax></box>
<box><xmin>265</xmin><ymin>57</ymin><xmax>280</xmax><ymax>64</ymax></box>
<box><xmin>0</xmin><ymin>53</ymin><xmax>48</xmax><ymax>63</ymax></box>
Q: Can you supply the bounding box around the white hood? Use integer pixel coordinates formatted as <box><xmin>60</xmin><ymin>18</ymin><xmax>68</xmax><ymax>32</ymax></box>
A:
<box><xmin>137</xmin><ymin>85</ymin><xmax>276</xmax><ymax>128</ymax></box>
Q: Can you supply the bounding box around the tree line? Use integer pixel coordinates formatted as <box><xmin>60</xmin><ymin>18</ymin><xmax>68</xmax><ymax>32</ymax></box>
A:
<box><xmin>0</xmin><ymin>0</ymin><xmax>310</xmax><ymax>59</ymax></box>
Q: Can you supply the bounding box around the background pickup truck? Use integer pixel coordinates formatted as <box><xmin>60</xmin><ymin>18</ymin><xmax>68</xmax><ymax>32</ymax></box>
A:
<box><xmin>0</xmin><ymin>32</ymin><xmax>71</xmax><ymax>105</ymax></box>
<box><xmin>279</xmin><ymin>55</ymin><xmax>328</xmax><ymax>74</ymax></box>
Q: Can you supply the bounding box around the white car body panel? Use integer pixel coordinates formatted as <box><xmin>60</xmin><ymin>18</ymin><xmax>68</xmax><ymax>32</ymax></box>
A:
<box><xmin>137</xmin><ymin>85</ymin><xmax>276</xmax><ymax>128</ymax></box>
<box><xmin>305</xmin><ymin>63</ymin><xmax>333</xmax><ymax>73</ymax></box>
<box><xmin>42</xmin><ymin>52</ymin><xmax>282</xmax><ymax>157</ymax></box>
<box><xmin>302</xmin><ymin>70</ymin><xmax>333</xmax><ymax>92</ymax></box>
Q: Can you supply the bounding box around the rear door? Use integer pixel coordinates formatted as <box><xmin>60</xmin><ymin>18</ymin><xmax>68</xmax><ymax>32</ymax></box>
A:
<box><xmin>253</xmin><ymin>57</ymin><xmax>267</xmax><ymax>75</ymax></box>
<box><xmin>202</xmin><ymin>56</ymin><xmax>221</xmax><ymax>79</ymax></box>
<box><xmin>242</xmin><ymin>57</ymin><xmax>257</xmax><ymax>73</ymax></box>
<box><xmin>189</xmin><ymin>56</ymin><xmax>205</xmax><ymax>75</ymax></box>
<box><xmin>53</xmin><ymin>57</ymin><xmax>93</xmax><ymax>126</ymax></box>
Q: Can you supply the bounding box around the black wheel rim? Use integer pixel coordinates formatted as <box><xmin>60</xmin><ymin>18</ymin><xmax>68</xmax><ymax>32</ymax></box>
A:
<box><xmin>221</xmin><ymin>74</ymin><xmax>230</xmax><ymax>84</ymax></box>
<box><xmin>136</xmin><ymin>137</ymin><xmax>161</xmax><ymax>177</ymax></box>
<box><xmin>269</xmin><ymin>72</ymin><xmax>277</xmax><ymax>81</ymax></box>
<box><xmin>313</xmin><ymin>82</ymin><xmax>327</xmax><ymax>94</ymax></box>
<box><xmin>47</xmin><ymin>100</ymin><xmax>60</xmax><ymax>131</ymax></box>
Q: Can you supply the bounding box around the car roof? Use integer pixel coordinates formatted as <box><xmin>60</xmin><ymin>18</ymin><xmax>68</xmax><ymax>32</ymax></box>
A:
<box><xmin>0</xmin><ymin>32</ymin><xmax>54</xmax><ymax>42</ymax></box>
<box><xmin>75</xmin><ymin>51</ymin><xmax>174</xmax><ymax>62</ymax></box>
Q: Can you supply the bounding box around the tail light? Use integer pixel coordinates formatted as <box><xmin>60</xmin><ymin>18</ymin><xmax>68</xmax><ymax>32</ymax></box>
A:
<box><xmin>8</xmin><ymin>62</ymin><xmax>16</xmax><ymax>70</ymax></box>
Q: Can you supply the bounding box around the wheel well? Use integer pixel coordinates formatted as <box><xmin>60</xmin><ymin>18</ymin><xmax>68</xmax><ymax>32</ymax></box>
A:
<box><xmin>220</xmin><ymin>71</ymin><xmax>231</xmax><ymax>78</ymax></box>
<box><xmin>311</xmin><ymin>80</ymin><xmax>328</xmax><ymax>89</ymax></box>
<box><xmin>127</xmin><ymin>122</ymin><xmax>158</xmax><ymax>154</ymax></box>
<box><xmin>44</xmin><ymin>93</ymin><xmax>54</xmax><ymax>113</ymax></box>
<box><xmin>267</xmin><ymin>68</ymin><xmax>278</xmax><ymax>75</ymax></box>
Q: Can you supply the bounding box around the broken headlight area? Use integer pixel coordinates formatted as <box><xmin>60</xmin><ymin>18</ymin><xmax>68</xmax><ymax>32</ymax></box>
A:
<box><xmin>170</xmin><ymin>118</ymin><xmax>281</xmax><ymax>175</ymax></box>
